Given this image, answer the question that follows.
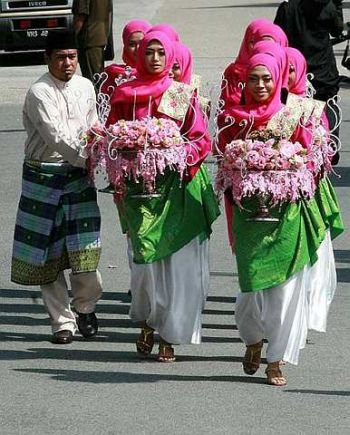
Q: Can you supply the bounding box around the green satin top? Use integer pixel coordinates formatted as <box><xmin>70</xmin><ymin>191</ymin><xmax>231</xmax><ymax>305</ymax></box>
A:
<box><xmin>233</xmin><ymin>176</ymin><xmax>343</xmax><ymax>293</ymax></box>
<box><xmin>117</xmin><ymin>165</ymin><xmax>220</xmax><ymax>264</ymax></box>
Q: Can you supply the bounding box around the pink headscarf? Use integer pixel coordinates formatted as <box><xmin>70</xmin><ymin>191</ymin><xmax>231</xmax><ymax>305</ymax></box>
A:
<box><xmin>231</xmin><ymin>19</ymin><xmax>288</xmax><ymax>77</ymax></box>
<box><xmin>150</xmin><ymin>23</ymin><xmax>180</xmax><ymax>41</ymax></box>
<box><xmin>286</xmin><ymin>47</ymin><xmax>307</xmax><ymax>96</ymax></box>
<box><xmin>173</xmin><ymin>42</ymin><xmax>193</xmax><ymax>84</ymax></box>
<box><xmin>222</xmin><ymin>19</ymin><xmax>289</xmax><ymax>107</ymax></box>
<box><xmin>253</xmin><ymin>20</ymin><xmax>289</xmax><ymax>47</ymax></box>
<box><xmin>226</xmin><ymin>53</ymin><xmax>283</xmax><ymax>134</ymax></box>
<box><xmin>111</xmin><ymin>31</ymin><xmax>175</xmax><ymax>105</ymax></box>
<box><xmin>252</xmin><ymin>40</ymin><xmax>289</xmax><ymax>89</ymax></box>
<box><xmin>121</xmin><ymin>19</ymin><xmax>152</xmax><ymax>67</ymax></box>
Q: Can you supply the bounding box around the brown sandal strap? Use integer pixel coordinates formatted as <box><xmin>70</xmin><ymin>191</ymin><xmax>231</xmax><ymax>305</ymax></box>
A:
<box><xmin>136</xmin><ymin>327</ymin><xmax>154</xmax><ymax>356</ymax></box>
<box><xmin>157</xmin><ymin>341</ymin><xmax>176</xmax><ymax>362</ymax></box>
<box><xmin>265</xmin><ymin>362</ymin><xmax>287</xmax><ymax>386</ymax></box>
<box><xmin>243</xmin><ymin>341</ymin><xmax>263</xmax><ymax>375</ymax></box>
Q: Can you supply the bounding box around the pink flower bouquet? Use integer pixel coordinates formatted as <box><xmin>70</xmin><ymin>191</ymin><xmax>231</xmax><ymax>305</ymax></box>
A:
<box><xmin>215</xmin><ymin>130</ymin><xmax>316</xmax><ymax>206</ymax></box>
<box><xmin>87</xmin><ymin>117</ymin><xmax>188</xmax><ymax>195</ymax></box>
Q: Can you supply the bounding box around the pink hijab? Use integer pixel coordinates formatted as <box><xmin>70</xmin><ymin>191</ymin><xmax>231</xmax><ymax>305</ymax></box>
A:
<box><xmin>226</xmin><ymin>53</ymin><xmax>283</xmax><ymax>134</ymax></box>
<box><xmin>173</xmin><ymin>42</ymin><xmax>193</xmax><ymax>84</ymax></box>
<box><xmin>230</xmin><ymin>19</ymin><xmax>288</xmax><ymax>77</ymax></box>
<box><xmin>286</xmin><ymin>47</ymin><xmax>307</xmax><ymax>96</ymax></box>
<box><xmin>151</xmin><ymin>23</ymin><xmax>180</xmax><ymax>42</ymax></box>
<box><xmin>121</xmin><ymin>19</ymin><xmax>152</xmax><ymax>67</ymax></box>
<box><xmin>252</xmin><ymin>40</ymin><xmax>289</xmax><ymax>89</ymax></box>
<box><xmin>222</xmin><ymin>19</ymin><xmax>289</xmax><ymax>107</ymax></box>
<box><xmin>253</xmin><ymin>20</ymin><xmax>289</xmax><ymax>47</ymax></box>
<box><xmin>111</xmin><ymin>31</ymin><xmax>175</xmax><ymax>105</ymax></box>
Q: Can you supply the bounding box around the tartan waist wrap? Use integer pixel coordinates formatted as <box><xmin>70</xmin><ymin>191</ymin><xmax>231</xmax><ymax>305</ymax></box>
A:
<box><xmin>11</xmin><ymin>162</ymin><xmax>102</xmax><ymax>285</ymax></box>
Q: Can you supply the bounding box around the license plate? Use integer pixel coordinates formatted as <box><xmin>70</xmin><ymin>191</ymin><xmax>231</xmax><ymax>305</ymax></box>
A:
<box><xmin>26</xmin><ymin>29</ymin><xmax>49</xmax><ymax>38</ymax></box>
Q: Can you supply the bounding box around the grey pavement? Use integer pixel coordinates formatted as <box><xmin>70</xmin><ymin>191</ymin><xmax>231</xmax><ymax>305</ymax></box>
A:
<box><xmin>0</xmin><ymin>1</ymin><xmax>349</xmax><ymax>434</ymax></box>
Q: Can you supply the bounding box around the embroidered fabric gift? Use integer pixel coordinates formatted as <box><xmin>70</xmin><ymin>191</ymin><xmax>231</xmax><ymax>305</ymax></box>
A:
<box><xmin>158</xmin><ymin>81</ymin><xmax>193</xmax><ymax>121</ymax></box>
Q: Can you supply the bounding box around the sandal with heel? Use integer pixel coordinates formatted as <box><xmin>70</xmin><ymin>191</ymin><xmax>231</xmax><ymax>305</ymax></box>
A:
<box><xmin>136</xmin><ymin>325</ymin><xmax>154</xmax><ymax>356</ymax></box>
<box><xmin>242</xmin><ymin>340</ymin><xmax>263</xmax><ymax>375</ymax></box>
<box><xmin>157</xmin><ymin>339</ymin><xmax>176</xmax><ymax>363</ymax></box>
<box><xmin>265</xmin><ymin>361</ymin><xmax>287</xmax><ymax>386</ymax></box>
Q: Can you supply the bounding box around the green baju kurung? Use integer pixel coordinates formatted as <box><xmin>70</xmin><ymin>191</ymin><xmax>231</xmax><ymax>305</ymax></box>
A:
<box><xmin>233</xmin><ymin>177</ymin><xmax>344</xmax><ymax>293</ymax></box>
<box><xmin>117</xmin><ymin>164</ymin><xmax>220</xmax><ymax>264</ymax></box>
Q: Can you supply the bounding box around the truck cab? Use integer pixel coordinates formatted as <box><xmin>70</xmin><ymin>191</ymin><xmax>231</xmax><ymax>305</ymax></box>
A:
<box><xmin>0</xmin><ymin>0</ymin><xmax>74</xmax><ymax>54</ymax></box>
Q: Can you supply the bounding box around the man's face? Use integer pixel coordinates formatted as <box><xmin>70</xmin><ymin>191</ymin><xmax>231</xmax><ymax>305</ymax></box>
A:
<box><xmin>46</xmin><ymin>49</ymin><xmax>78</xmax><ymax>81</ymax></box>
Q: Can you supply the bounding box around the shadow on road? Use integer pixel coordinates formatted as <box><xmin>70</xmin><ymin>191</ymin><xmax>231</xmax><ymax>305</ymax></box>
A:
<box><xmin>334</xmin><ymin>249</ymin><xmax>350</xmax><ymax>263</ymax></box>
<box><xmin>285</xmin><ymin>389</ymin><xmax>350</xmax><ymax>397</ymax></box>
<box><xmin>14</xmin><ymin>367</ymin><xmax>267</xmax><ymax>384</ymax></box>
<box><xmin>336</xmin><ymin>267</ymin><xmax>350</xmax><ymax>282</ymax></box>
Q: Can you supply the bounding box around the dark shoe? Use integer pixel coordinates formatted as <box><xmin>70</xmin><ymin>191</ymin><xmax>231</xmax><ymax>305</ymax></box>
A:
<box><xmin>52</xmin><ymin>330</ymin><xmax>73</xmax><ymax>344</ymax></box>
<box><xmin>77</xmin><ymin>312</ymin><xmax>98</xmax><ymax>338</ymax></box>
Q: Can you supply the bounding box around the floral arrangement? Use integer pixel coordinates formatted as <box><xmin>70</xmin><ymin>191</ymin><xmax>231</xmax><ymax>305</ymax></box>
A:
<box><xmin>307</xmin><ymin>124</ymin><xmax>334</xmax><ymax>177</ymax></box>
<box><xmin>85</xmin><ymin>117</ymin><xmax>188</xmax><ymax>195</ymax></box>
<box><xmin>215</xmin><ymin>129</ymin><xmax>316</xmax><ymax>205</ymax></box>
<box><xmin>83</xmin><ymin>121</ymin><xmax>107</xmax><ymax>179</ymax></box>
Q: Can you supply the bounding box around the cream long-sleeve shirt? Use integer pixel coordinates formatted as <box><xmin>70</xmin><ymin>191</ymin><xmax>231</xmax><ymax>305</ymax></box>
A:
<box><xmin>23</xmin><ymin>72</ymin><xmax>98</xmax><ymax>167</ymax></box>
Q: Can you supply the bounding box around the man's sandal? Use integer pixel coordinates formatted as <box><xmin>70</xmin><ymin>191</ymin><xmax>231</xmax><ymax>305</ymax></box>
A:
<box><xmin>265</xmin><ymin>362</ymin><xmax>287</xmax><ymax>386</ymax></box>
<box><xmin>136</xmin><ymin>325</ymin><xmax>154</xmax><ymax>356</ymax></box>
<box><xmin>242</xmin><ymin>340</ymin><xmax>263</xmax><ymax>375</ymax></box>
<box><xmin>157</xmin><ymin>340</ymin><xmax>176</xmax><ymax>362</ymax></box>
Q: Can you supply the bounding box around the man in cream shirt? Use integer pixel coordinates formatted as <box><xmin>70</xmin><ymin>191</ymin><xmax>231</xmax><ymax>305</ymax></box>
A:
<box><xmin>11</xmin><ymin>30</ymin><xmax>103</xmax><ymax>344</ymax></box>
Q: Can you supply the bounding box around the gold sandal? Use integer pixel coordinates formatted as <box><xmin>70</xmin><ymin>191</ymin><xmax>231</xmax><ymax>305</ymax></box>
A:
<box><xmin>265</xmin><ymin>362</ymin><xmax>287</xmax><ymax>386</ymax></box>
<box><xmin>242</xmin><ymin>341</ymin><xmax>263</xmax><ymax>375</ymax></box>
<box><xmin>157</xmin><ymin>339</ymin><xmax>176</xmax><ymax>363</ymax></box>
<box><xmin>136</xmin><ymin>325</ymin><xmax>154</xmax><ymax>356</ymax></box>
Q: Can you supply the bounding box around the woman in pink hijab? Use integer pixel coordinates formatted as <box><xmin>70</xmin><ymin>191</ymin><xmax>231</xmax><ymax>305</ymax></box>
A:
<box><xmin>171</xmin><ymin>41</ymin><xmax>193</xmax><ymax>84</ymax></box>
<box><xmin>217</xmin><ymin>52</ymin><xmax>342</xmax><ymax>386</ymax></box>
<box><xmin>220</xmin><ymin>18</ymin><xmax>289</xmax><ymax>108</ymax></box>
<box><xmin>286</xmin><ymin>46</ymin><xmax>307</xmax><ymax>96</ymax></box>
<box><xmin>108</xmin><ymin>31</ymin><xmax>220</xmax><ymax>363</ymax></box>
<box><xmin>101</xmin><ymin>19</ymin><xmax>151</xmax><ymax>95</ymax></box>
<box><xmin>252</xmin><ymin>39</ymin><xmax>289</xmax><ymax>96</ymax></box>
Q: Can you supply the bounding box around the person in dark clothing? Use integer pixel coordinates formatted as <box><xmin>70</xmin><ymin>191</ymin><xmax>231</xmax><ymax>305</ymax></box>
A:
<box><xmin>72</xmin><ymin>0</ymin><xmax>113</xmax><ymax>87</ymax></box>
<box><xmin>274</xmin><ymin>0</ymin><xmax>344</xmax><ymax>164</ymax></box>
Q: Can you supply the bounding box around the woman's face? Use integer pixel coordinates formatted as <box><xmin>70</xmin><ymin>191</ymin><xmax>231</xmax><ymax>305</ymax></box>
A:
<box><xmin>171</xmin><ymin>62</ymin><xmax>182</xmax><ymax>81</ymax></box>
<box><xmin>144</xmin><ymin>40</ymin><xmax>166</xmax><ymax>74</ymax></box>
<box><xmin>247</xmin><ymin>65</ymin><xmax>275</xmax><ymax>102</ymax></box>
<box><xmin>126</xmin><ymin>31</ymin><xmax>144</xmax><ymax>63</ymax></box>
<box><xmin>288</xmin><ymin>64</ymin><xmax>296</xmax><ymax>90</ymax></box>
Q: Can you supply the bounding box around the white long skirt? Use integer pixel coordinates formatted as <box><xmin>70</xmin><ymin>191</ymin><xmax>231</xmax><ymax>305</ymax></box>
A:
<box><xmin>307</xmin><ymin>230</ymin><xmax>336</xmax><ymax>333</ymax></box>
<box><xmin>235</xmin><ymin>230</ymin><xmax>337</xmax><ymax>365</ymax></box>
<box><xmin>129</xmin><ymin>237</ymin><xmax>209</xmax><ymax>344</ymax></box>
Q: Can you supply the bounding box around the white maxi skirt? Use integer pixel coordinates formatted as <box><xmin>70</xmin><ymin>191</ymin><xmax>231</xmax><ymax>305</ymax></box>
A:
<box><xmin>129</xmin><ymin>237</ymin><xmax>210</xmax><ymax>344</ymax></box>
<box><xmin>235</xmin><ymin>230</ymin><xmax>336</xmax><ymax>365</ymax></box>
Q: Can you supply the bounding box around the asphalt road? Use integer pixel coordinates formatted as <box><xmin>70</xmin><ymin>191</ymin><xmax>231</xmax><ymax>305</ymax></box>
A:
<box><xmin>0</xmin><ymin>1</ymin><xmax>349</xmax><ymax>434</ymax></box>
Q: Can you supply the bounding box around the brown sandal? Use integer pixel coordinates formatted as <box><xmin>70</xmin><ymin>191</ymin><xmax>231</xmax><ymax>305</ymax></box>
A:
<box><xmin>136</xmin><ymin>325</ymin><xmax>154</xmax><ymax>356</ymax></box>
<box><xmin>242</xmin><ymin>341</ymin><xmax>263</xmax><ymax>375</ymax></box>
<box><xmin>157</xmin><ymin>340</ymin><xmax>176</xmax><ymax>363</ymax></box>
<box><xmin>265</xmin><ymin>362</ymin><xmax>287</xmax><ymax>386</ymax></box>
